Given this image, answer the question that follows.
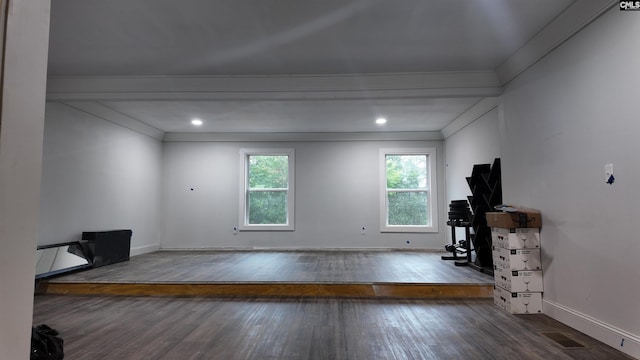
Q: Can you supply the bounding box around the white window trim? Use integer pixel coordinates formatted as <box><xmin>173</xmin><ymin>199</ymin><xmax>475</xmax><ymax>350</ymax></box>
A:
<box><xmin>379</xmin><ymin>148</ymin><xmax>438</xmax><ymax>233</ymax></box>
<box><xmin>239</xmin><ymin>148</ymin><xmax>295</xmax><ymax>231</ymax></box>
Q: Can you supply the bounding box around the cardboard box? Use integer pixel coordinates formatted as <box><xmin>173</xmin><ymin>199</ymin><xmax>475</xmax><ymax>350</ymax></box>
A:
<box><xmin>491</xmin><ymin>228</ymin><xmax>540</xmax><ymax>249</ymax></box>
<box><xmin>493</xmin><ymin>268</ymin><xmax>543</xmax><ymax>292</ymax></box>
<box><xmin>486</xmin><ymin>208</ymin><xmax>542</xmax><ymax>228</ymax></box>
<box><xmin>493</xmin><ymin>286</ymin><xmax>543</xmax><ymax>314</ymax></box>
<box><xmin>492</xmin><ymin>247</ymin><xmax>542</xmax><ymax>271</ymax></box>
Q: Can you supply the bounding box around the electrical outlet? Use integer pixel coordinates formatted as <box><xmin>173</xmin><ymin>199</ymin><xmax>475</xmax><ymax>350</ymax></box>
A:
<box><xmin>605</xmin><ymin>163</ymin><xmax>614</xmax><ymax>183</ymax></box>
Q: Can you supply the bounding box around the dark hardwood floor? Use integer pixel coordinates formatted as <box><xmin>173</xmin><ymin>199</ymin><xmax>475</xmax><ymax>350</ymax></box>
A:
<box><xmin>33</xmin><ymin>295</ymin><xmax>633</xmax><ymax>360</ymax></box>
<box><xmin>33</xmin><ymin>250</ymin><xmax>633</xmax><ymax>359</ymax></box>
<box><xmin>39</xmin><ymin>251</ymin><xmax>494</xmax><ymax>298</ymax></box>
<box><xmin>47</xmin><ymin>250</ymin><xmax>493</xmax><ymax>284</ymax></box>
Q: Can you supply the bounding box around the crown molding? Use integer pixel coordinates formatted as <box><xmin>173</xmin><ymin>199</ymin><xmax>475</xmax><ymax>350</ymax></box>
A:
<box><xmin>496</xmin><ymin>0</ymin><xmax>617</xmax><ymax>85</ymax></box>
<box><xmin>163</xmin><ymin>131</ymin><xmax>443</xmax><ymax>142</ymax></box>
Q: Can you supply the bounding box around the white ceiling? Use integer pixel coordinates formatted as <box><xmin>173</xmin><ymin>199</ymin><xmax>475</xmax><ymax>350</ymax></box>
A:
<box><xmin>48</xmin><ymin>0</ymin><xmax>573</xmax><ymax>76</ymax></box>
<box><xmin>100</xmin><ymin>98</ymin><xmax>482</xmax><ymax>133</ymax></box>
<box><xmin>46</xmin><ymin>0</ymin><xmax>605</xmax><ymax>137</ymax></box>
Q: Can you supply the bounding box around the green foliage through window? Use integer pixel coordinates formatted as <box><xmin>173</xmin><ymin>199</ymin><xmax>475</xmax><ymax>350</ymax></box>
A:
<box><xmin>248</xmin><ymin>155</ymin><xmax>288</xmax><ymax>189</ymax></box>
<box><xmin>248</xmin><ymin>190</ymin><xmax>287</xmax><ymax>224</ymax></box>
<box><xmin>385</xmin><ymin>154</ymin><xmax>429</xmax><ymax>226</ymax></box>
<box><xmin>386</xmin><ymin>155</ymin><xmax>427</xmax><ymax>189</ymax></box>
<box><xmin>247</xmin><ymin>155</ymin><xmax>289</xmax><ymax>225</ymax></box>
<box><xmin>387</xmin><ymin>191</ymin><xmax>428</xmax><ymax>225</ymax></box>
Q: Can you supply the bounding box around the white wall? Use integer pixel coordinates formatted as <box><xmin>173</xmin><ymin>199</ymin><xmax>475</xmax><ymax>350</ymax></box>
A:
<box><xmin>38</xmin><ymin>102</ymin><xmax>163</xmax><ymax>255</ymax></box>
<box><xmin>444</xmin><ymin>108</ymin><xmax>502</xmax><ymax>243</ymax></box>
<box><xmin>499</xmin><ymin>7</ymin><xmax>640</xmax><ymax>357</ymax></box>
<box><xmin>444</xmin><ymin>108</ymin><xmax>501</xmax><ymax>204</ymax></box>
<box><xmin>162</xmin><ymin>140</ymin><xmax>446</xmax><ymax>249</ymax></box>
<box><xmin>0</xmin><ymin>1</ymin><xmax>50</xmax><ymax>359</ymax></box>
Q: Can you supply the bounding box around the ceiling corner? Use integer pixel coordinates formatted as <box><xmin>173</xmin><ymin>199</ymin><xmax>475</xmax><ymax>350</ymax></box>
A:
<box><xmin>496</xmin><ymin>0</ymin><xmax>618</xmax><ymax>85</ymax></box>
<box><xmin>62</xmin><ymin>101</ymin><xmax>166</xmax><ymax>140</ymax></box>
<box><xmin>441</xmin><ymin>97</ymin><xmax>499</xmax><ymax>139</ymax></box>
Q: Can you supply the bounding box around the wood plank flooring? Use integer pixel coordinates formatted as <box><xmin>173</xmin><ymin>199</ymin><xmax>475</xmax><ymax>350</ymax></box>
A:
<box><xmin>40</xmin><ymin>251</ymin><xmax>494</xmax><ymax>298</ymax></box>
<box><xmin>32</xmin><ymin>295</ymin><xmax>634</xmax><ymax>360</ymax></box>
<box><xmin>47</xmin><ymin>251</ymin><xmax>493</xmax><ymax>284</ymax></box>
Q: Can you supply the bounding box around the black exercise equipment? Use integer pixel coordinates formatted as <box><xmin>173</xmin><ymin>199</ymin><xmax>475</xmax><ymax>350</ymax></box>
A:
<box><xmin>441</xmin><ymin>200</ymin><xmax>472</xmax><ymax>261</ymax></box>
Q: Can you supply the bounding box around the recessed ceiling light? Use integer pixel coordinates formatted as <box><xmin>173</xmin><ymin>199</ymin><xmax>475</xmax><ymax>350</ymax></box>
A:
<box><xmin>376</xmin><ymin>117</ymin><xmax>387</xmax><ymax>125</ymax></box>
<box><xmin>191</xmin><ymin>118</ymin><xmax>203</xmax><ymax>126</ymax></box>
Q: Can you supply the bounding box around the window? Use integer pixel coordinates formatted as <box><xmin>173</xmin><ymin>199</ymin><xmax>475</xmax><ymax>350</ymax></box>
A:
<box><xmin>380</xmin><ymin>148</ymin><xmax>438</xmax><ymax>232</ymax></box>
<box><xmin>239</xmin><ymin>149</ymin><xmax>294</xmax><ymax>230</ymax></box>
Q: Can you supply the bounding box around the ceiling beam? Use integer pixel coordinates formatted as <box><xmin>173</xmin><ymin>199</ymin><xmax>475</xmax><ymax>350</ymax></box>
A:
<box><xmin>47</xmin><ymin>72</ymin><xmax>502</xmax><ymax>102</ymax></box>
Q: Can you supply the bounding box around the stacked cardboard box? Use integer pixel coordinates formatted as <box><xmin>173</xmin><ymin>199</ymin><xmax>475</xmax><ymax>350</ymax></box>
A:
<box><xmin>487</xmin><ymin>209</ymin><xmax>543</xmax><ymax>314</ymax></box>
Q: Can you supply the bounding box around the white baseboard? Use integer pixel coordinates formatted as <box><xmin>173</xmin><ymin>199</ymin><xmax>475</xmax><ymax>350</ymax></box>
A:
<box><xmin>544</xmin><ymin>299</ymin><xmax>640</xmax><ymax>359</ymax></box>
<box><xmin>130</xmin><ymin>243</ymin><xmax>160</xmax><ymax>257</ymax></box>
<box><xmin>157</xmin><ymin>247</ymin><xmax>444</xmax><ymax>252</ymax></box>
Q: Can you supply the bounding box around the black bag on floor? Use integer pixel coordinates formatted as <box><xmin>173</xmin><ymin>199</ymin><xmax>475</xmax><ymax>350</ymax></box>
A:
<box><xmin>31</xmin><ymin>324</ymin><xmax>64</xmax><ymax>360</ymax></box>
